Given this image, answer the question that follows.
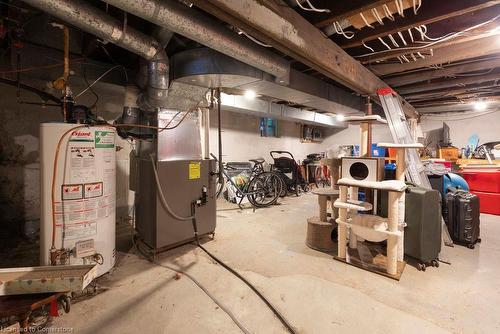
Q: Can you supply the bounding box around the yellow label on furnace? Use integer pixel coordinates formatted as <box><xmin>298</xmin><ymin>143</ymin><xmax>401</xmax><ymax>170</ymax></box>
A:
<box><xmin>189</xmin><ymin>162</ymin><xmax>201</xmax><ymax>180</ymax></box>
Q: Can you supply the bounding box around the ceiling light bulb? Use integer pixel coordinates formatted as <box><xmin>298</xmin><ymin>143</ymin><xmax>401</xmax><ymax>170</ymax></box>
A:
<box><xmin>336</xmin><ymin>114</ymin><xmax>345</xmax><ymax>121</ymax></box>
<box><xmin>474</xmin><ymin>101</ymin><xmax>487</xmax><ymax>111</ymax></box>
<box><xmin>244</xmin><ymin>90</ymin><xmax>257</xmax><ymax>99</ymax></box>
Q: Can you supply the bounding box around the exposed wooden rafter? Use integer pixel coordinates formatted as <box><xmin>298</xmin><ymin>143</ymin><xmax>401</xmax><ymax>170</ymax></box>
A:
<box><xmin>369</xmin><ymin>35</ymin><xmax>500</xmax><ymax>75</ymax></box>
<box><xmin>340</xmin><ymin>0</ymin><xmax>500</xmax><ymax>49</ymax></box>
<box><xmin>397</xmin><ymin>71</ymin><xmax>499</xmax><ymax>95</ymax></box>
<box><xmin>314</xmin><ymin>0</ymin><xmax>393</xmax><ymax>28</ymax></box>
<box><xmin>385</xmin><ymin>57</ymin><xmax>500</xmax><ymax>87</ymax></box>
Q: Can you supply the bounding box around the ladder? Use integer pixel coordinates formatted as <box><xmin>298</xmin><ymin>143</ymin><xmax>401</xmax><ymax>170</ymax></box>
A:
<box><xmin>378</xmin><ymin>88</ymin><xmax>454</xmax><ymax>247</ymax></box>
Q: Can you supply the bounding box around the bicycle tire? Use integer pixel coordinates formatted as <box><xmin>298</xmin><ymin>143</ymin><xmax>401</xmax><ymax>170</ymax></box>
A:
<box><xmin>247</xmin><ymin>172</ymin><xmax>282</xmax><ymax>207</ymax></box>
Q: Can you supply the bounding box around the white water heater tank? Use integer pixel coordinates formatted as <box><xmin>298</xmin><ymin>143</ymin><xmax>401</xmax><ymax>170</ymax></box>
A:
<box><xmin>40</xmin><ymin>123</ymin><xmax>116</xmax><ymax>276</ymax></box>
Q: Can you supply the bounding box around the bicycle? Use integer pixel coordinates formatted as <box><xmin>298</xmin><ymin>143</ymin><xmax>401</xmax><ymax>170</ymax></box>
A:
<box><xmin>211</xmin><ymin>154</ymin><xmax>283</xmax><ymax>210</ymax></box>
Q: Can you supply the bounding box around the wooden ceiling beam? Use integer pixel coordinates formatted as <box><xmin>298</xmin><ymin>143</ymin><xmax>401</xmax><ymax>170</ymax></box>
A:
<box><xmin>191</xmin><ymin>0</ymin><xmax>418</xmax><ymax>118</ymax></box>
<box><xmin>315</xmin><ymin>0</ymin><xmax>393</xmax><ymax>28</ymax></box>
<box><xmin>398</xmin><ymin>72</ymin><xmax>499</xmax><ymax>94</ymax></box>
<box><xmin>385</xmin><ymin>57</ymin><xmax>500</xmax><ymax>87</ymax></box>
<box><xmin>340</xmin><ymin>0</ymin><xmax>500</xmax><ymax>49</ymax></box>
<box><xmin>369</xmin><ymin>35</ymin><xmax>500</xmax><ymax>75</ymax></box>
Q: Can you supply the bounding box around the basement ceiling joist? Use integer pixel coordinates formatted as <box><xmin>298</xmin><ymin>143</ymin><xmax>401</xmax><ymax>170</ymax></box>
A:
<box><xmin>398</xmin><ymin>72</ymin><xmax>500</xmax><ymax>95</ymax></box>
<box><xmin>314</xmin><ymin>0</ymin><xmax>394</xmax><ymax>28</ymax></box>
<box><xmin>340</xmin><ymin>0</ymin><xmax>500</xmax><ymax>49</ymax></box>
<box><xmin>370</xmin><ymin>35</ymin><xmax>500</xmax><ymax>75</ymax></box>
<box><xmin>385</xmin><ymin>57</ymin><xmax>500</xmax><ymax>87</ymax></box>
<box><xmin>191</xmin><ymin>0</ymin><xmax>418</xmax><ymax>118</ymax></box>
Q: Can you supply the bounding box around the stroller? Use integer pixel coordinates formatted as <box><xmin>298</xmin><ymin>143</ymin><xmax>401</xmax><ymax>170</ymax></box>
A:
<box><xmin>270</xmin><ymin>150</ymin><xmax>310</xmax><ymax>196</ymax></box>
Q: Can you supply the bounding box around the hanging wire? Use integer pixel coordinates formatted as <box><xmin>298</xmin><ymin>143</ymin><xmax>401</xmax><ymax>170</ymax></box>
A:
<box><xmin>383</xmin><ymin>4</ymin><xmax>395</xmax><ymax>21</ymax></box>
<box><xmin>378</xmin><ymin>36</ymin><xmax>392</xmax><ymax>50</ymax></box>
<box><xmin>397</xmin><ymin>31</ymin><xmax>407</xmax><ymax>46</ymax></box>
<box><xmin>334</xmin><ymin>21</ymin><xmax>355</xmax><ymax>39</ymax></box>
<box><xmin>413</xmin><ymin>0</ymin><xmax>422</xmax><ymax>14</ymax></box>
<box><xmin>388</xmin><ymin>34</ymin><xmax>400</xmax><ymax>47</ymax></box>
<box><xmin>362</xmin><ymin>41</ymin><xmax>375</xmax><ymax>52</ymax></box>
<box><xmin>395</xmin><ymin>0</ymin><xmax>405</xmax><ymax>17</ymax></box>
<box><xmin>238</xmin><ymin>30</ymin><xmax>272</xmax><ymax>47</ymax></box>
<box><xmin>355</xmin><ymin>15</ymin><xmax>500</xmax><ymax>58</ymax></box>
<box><xmin>295</xmin><ymin>0</ymin><xmax>330</xmax><ymax>13</ymax></box>
<box><xmin>359</xmin><ymin>12</ymin><xmax>375</xmax><ymax>28</ymax></box>
<box><xmin>371</xmin><ymin>8</ymin><xmax>384</xmax><ymax>25</ymax></box>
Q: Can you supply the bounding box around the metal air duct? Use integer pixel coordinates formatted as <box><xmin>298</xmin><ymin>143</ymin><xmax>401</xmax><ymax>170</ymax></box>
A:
<box><xmin>102</xmin><ymin>0</ymin><xmax>290</xmax><ymax>82</ymax></box>
<box><xmin>25</xmin><ymin>0</ymin><xmax>162</xmax><ymax>60</ymax></box>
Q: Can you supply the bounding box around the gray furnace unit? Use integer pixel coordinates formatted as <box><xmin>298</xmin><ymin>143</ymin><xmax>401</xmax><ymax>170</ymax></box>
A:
<box><xmin>132</xmin><ymin>109</ymin><xmax>217</xmax><ymax>250</ymax></box>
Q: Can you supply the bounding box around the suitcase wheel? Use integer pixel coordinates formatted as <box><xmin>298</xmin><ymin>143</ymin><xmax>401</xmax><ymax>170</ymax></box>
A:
<box><xmin>431</xmin><ymin>260</ymin><xmax>439</xmax><ymax>268</ymax></box>
<box><xmin>417</xmin><ymin>263</ymin><xmax>426</xmax><ymax>271</ymax></box>
<box><xmin>477</xmin><ymin>238</ymin><xmax>482</xmax><ymax>243</ymax></box>
<box><xmin>467</xmin><ymin>244</ymin><xmax>475</xmax><ymax>249</ymax></box>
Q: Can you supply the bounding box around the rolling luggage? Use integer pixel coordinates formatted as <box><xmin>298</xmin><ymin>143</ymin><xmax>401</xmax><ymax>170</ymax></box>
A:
<box><xmin>444</xmin><ymin>190</ymin><xmax>481</xmax><ymax>249</ymax></box>
<box><xmin>404</xmin><ymin>185</ymin><xmax>441</xmax><ymax>271</ymax></box>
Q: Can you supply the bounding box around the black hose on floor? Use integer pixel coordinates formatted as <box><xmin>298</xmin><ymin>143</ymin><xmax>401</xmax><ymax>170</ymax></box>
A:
<box><xmin>190</xmin><ymin>207</ymin><xmax>297</xmax><ymax>334</ymax></box>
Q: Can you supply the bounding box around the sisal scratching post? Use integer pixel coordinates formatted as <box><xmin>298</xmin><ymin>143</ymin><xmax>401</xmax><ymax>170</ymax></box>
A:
<box><xmin>348</xmin><ymin>187</ymin><xmax>359</xmax><ymax>249</ymax></box>
<box><xmin>387</xmin><ymin>191</ymin><xmax>401</xmax><ymax>275</ymax></box>
<box><xmin>318</xmin><ymin>195</ymin><xmax>328</xmax><ymax>222</ymax></box>
<box><xmin>396</xmin><ymin>147</ymin><xmax>406</xmax><ymax>262</ymax></box>
<box><xmin>337</xmin><ymin>186</ymin><xmax>348</xmax><ymax>259</ymax></box>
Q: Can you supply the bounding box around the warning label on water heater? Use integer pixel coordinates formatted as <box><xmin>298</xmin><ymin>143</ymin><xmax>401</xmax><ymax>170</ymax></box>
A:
<box><xmin>62</xmin><ymin>184</ymin><xmax>83</xmax><ymax>200</ymax></box>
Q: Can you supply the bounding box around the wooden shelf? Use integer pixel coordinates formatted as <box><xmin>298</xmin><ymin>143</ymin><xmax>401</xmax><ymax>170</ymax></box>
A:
<box><xmin>343</xmin><ymin>115</ymin><xmax>387</xmax><ymax>125</ymax></box>
<box><xmin>377</xmin><ymin>142</ymin><xmax>423</xmax><ymax>149</ymax></box>
<box><xmin>337</xmin><ymin>178</ymin><xmax>407</xmax><ymax>192</ymax></box>
<box><xmin>334</xmin><ymin>199</ymin><xmax>372</xmax><ymax>212</ymax></box>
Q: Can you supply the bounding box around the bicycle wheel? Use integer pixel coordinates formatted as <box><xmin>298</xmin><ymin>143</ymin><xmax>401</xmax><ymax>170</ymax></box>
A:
<box><xmin>247</xmin><ymin>172</ymin><xmax>282</xmax><ymax>207</ymax></box>
<box><xmin>273</xmin><ymin>171</ymin><xmax>288</xmax><ymax>197</ymax></box>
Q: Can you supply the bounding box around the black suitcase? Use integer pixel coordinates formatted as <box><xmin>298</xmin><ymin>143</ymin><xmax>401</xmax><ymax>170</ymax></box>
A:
<box><xmin>444</xmin><ymin>190</ymin><xmax>481</xmax><ymax>249</ymax></box>
<box><xmin>404</xmin><ymin>185</ymin><xmax>442</xmax><ymax>271</ymax></box>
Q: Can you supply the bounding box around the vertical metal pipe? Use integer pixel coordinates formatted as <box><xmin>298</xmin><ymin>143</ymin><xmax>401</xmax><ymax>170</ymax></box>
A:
<box><xmin>217</xmin><ymin>89</ymin><xmax>223</xmax><ymax>181</ymax></box>
<box><xmin>203</xmin><ymin>107</ymin><xmax>210</xmax><ymax>160</ymax></box>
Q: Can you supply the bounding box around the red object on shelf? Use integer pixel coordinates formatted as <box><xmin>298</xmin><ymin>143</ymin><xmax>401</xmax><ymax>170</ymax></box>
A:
<box><xmin>462</xmin><ymin>169</ymin><xmax>500</xmax><ymax>193</ymax></box>
<box><xmin>471</xmin><ymin>191</ymin><xmax>500</xmax><ymax>215</ymax></box>
<box><xmin>50</xmin><ymin>300</ymin><xmax>59</xmax><ymax>317</ymax></box>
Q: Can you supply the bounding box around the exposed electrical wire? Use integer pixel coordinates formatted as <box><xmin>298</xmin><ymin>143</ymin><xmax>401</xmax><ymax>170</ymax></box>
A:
<box><xmin>397</xmin><ymin>31</ymin><xmax>407</xmax><ymax>46</ymax></box>
<box><xmin>395</xmin><ymin>0</ymin><xmax>405</xmax><ymax>17</ymax></box>
<box><xmin>333</xmin><ymin>21</ymin><xmax>355</xmax><ymax>39</ymax></box>
<box><xmin>359</xmin><ymin>12</ymin><xmax>375</xmax><ymax>28</ymax></box>
<box><xmin>238</xmin><ymin>30</ymin><xmax>272</xmax><ymax>47</ymax></box>
<box><xmin>388</xmin><ymin>34</ymin><xmax>400</xmax><ymax>47</ymax></box>
<box><xmin>378</xmin><ymin>36</ymin><xmax>392</xmax><ymax>50</ymax></box>
<box><xmin>356</xmin><ymin>14</ymin><xmax>500</xmax><ymax>58</ymax></box>
<box><xmin>295</xmin><ymin>0</ymin><xmax>330</xmax><ymax>13</ymax></box>
<box><xmin>74</xmin><ymin>65</ymin><xmax>123</xmax><ymax>99</ymax></box>
<box><xmin>362</xmin><ymin>41</ymin><xmax>375</xmax><ymax>52</ymax></box>
<box><xmin>413</xmin><ymin>0</ymin><xmax>422</xmax><ymax>14</ymax></box>
<box><xmin>383</xmin><ymin>4</ymin><xmax>395</xmax><ymax>21</ymax></box>
<box><xmin>371</xmin><ymin>8</ymin><xmax>384</xmax><ymax>25</ymax></box>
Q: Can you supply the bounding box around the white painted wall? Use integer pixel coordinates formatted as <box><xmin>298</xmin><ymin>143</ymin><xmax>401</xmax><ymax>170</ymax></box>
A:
<box><xmin>208</xmin><ymin>110</ymin><xmax>394</xmax><ymax>164</ymax></box>
<box><xmin>420</xmin><ymin>110</ymin><xmax>500</xmax><ymax>148</ymax></box>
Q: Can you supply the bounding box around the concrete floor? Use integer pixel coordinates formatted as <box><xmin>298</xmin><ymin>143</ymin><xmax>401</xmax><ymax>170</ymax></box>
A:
<box><xmin>50</xmin><ymin>194</ymin><xmax>500</xmax><ymax>334</ymax></box>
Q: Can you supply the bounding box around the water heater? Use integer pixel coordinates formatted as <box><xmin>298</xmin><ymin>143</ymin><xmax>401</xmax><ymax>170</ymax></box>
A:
<box><xmin>40</xmin><ymin>123</ymin><xmax>116</xmax><ymax>276</ymax></box>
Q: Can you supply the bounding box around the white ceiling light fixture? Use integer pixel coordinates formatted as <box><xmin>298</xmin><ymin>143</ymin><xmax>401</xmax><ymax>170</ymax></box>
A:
<box><xmin>473</xmin><ymin>100</ymin><xmax>488</xmax><ymax>111</ymax></box>
<box><xmin>336</xmin><ymin>114</ymin><xmax>345</xmax><ymax>121</ymax></box>
<box><xmin>243</xmin><ymin>90</ymin><xmax>257</xmax><ymax>99</ymax></box>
